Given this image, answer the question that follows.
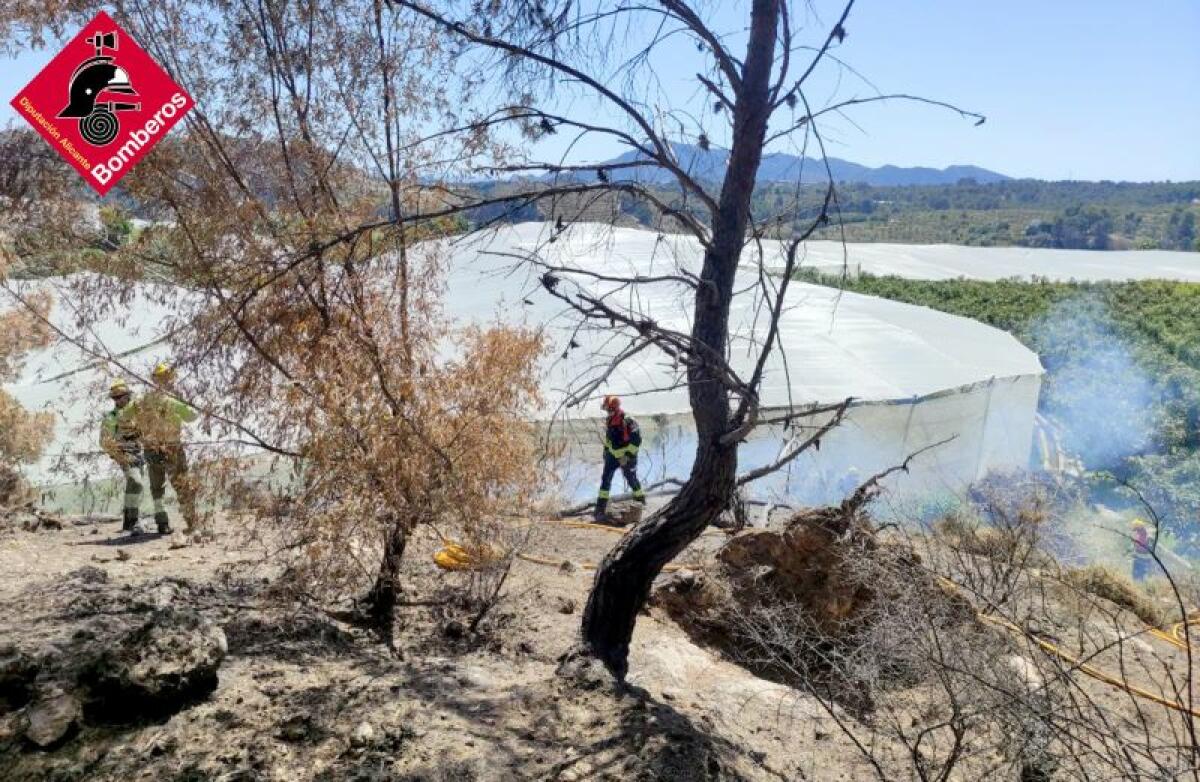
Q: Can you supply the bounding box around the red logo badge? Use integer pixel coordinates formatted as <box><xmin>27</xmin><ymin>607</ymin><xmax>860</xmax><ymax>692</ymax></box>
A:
<box><xmin>9</xmin><ymin>11</ymin><xmax>193</xmax><ymax>196</ymax></box>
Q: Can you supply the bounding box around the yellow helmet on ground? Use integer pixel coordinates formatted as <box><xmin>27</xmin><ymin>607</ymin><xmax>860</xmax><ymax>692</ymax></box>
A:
<box><xmin>152</xmin><ymin>362</ymin><xmax>176</xmax><ymax>381</ymax></box>
<box><xmin>108</xmin><ymin>379</ymin><xmax>130</xmax><ymax>399</ymax></box>
<box><xmin>433</xmin><ymin>541</ymin><xmax>503</xmax><ymax>571</ymax></box>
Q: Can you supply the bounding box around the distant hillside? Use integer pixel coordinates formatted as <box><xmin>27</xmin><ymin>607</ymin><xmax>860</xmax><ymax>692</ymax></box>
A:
<box><xmin>602</xmin><ymin>142</ymin><xmax>1010</xmax><ymax>186</ymax></box>
<box><xmin>464</xmin><ymin>176</ymin><xmax>1200</xmax><ymax>252</ymax></box>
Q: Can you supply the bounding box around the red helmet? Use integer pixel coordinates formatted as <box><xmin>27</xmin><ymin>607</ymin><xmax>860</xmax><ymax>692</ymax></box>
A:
<box><xmin>601</xmin><ymin>395</ymin><xmax>621</xmax><ymax>413</ymax></box>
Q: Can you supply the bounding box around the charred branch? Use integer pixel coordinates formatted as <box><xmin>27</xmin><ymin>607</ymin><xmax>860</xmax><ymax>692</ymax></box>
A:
<box><xmin>391</xmin><ymin>0</ymin><xmax>720</xmax><ymax>215</ymax></box>
<box><xmin>735</xmin><ymin>397</ymin><xmax>853</xmax><ymax>485</ymax></box>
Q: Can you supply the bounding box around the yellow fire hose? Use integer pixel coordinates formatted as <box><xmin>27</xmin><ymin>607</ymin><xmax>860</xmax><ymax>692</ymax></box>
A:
<box><xmin>1147</xmin><ymin>610</ymin><xmax>1200</xmax><ymax>651</ymax></box>
<box><xmin>936</xmin><ymin>573</ymin><xmax>1200</xmax><ymax>719</ymax></box>
<box><xmin>1179</xmin><ymin>620</ymin><xmax>1191</xmax><ymax>644</ymax></box>
<box><xmin>432</xmin><ymin>518</ymin><xmax>713</xmax><ymax>573</ymax></box>
<box><xmin>1149</xmin><ymin>627</ymin><xmax>1184</xmax><ymax>649</ymax></box>
<box><xmin>974</xmin><ymin>611</ymin><xmax>1200</xmax><ymax>718</ymax></box>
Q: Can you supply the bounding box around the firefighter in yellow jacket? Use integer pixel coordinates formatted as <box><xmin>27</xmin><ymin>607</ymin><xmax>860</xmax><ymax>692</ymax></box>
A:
<box><xmin>129</xmin><ymin>363</ymin><xmax>199</xmax><ymax>534</ymax></box>
<box><xmin>99</xmin><ymin>379</ymin><xmax>144</xmax><ymax>532</ymax></box>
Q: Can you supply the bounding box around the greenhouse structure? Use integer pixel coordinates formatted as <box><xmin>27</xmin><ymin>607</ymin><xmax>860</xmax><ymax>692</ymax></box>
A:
<box><xmin>8</xmin><ymin>222</ymin><xmax>1058</xmax><ymax>505</ymax></box>
<box><xmin>780</xmin><ymin>240</ymin><xmax>1200</xmax><ymax>282</ymax></box>
<box><xmin>434</xmin><ymin>223</ymin><xmax>1046</xmax><ymax>503</ymax></box>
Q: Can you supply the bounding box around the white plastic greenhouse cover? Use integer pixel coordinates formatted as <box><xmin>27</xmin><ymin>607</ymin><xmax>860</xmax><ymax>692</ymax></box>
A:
<box><xmin>5</xmin><ymin>276</ymin><xmax>194</xmax><ymax>485</ymax></box>
<box><xmin>783</xmin><ymin>241</ymin><xmax>1200</xmax><ymax>282</ymax></box>
<box><xmin>7</xmin><ymin>223</ymin><xmax>1050</xmax><ymax>499</ymax></box>
<box><xmin>433</xmin><ymin>222</ymin><xmax>1046</xmax><ymax>499</ymax></box>
<box><xmin>434</xmin><ymin>222</ymin><xmax>1043</xmax><ymax>409</ymax></box>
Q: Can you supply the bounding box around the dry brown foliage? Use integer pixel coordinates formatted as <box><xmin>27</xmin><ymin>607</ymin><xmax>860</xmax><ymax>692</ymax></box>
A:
<box><xmin>1060</xmin><ymin>564</ymin><xmax>1167</xmax><ymax>627</ymax></box>
<box><xmin>0</xmin><ymin>306</ymin><xmax>52</xmax><ymax>507</ymax></box>
<box><xmin>656</xmin><ymin>506</ymin><xmax>972</xmax><ymax>710</ymax></box>
<box><xmin>0</xmin><ymin>1</ymin><xmax>545</xmax><ymax>625</ymax></box>
<box><xmin>0</xmin><ymin>168</ymin><xmax>58</xmax><ymax>496</ymax></box>
<box><xmin>0</xmin><ymin>292</ymin><xmax>53</xmax><ymax>468</ymax></box>
<box><xmin>1</xmin><ymin>94</ymin><xmax>103</xmax><ymax>493</ymax></box>
<box><xmin>655</xmin><ymin>477</ymin><xmax>1200</xmax><ymax>779</ymax></box>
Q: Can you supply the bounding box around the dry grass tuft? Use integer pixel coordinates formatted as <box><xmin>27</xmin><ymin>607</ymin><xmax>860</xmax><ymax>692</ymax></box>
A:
<box><xmin>1060</xmin><ymin>564</ymin><xmax>1167</xmax><ymax>628</ymax></box>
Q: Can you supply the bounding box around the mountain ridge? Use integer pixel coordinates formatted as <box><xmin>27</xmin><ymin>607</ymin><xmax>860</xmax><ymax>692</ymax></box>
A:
<box><xmin>598</xmin><ymin>142</ymin><xmax>1010</xmax><ymax>187</ymax></box>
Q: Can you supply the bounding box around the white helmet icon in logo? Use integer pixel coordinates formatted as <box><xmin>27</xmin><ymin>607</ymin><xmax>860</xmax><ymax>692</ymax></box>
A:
<box><xmin>57</xmin><ymin>31</ymin><xmax>141</xmax><ymax>146</ymax></box>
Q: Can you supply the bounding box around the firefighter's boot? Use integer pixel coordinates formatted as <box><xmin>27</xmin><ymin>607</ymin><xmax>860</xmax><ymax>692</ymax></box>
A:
<box><xmin>121</xmin><ymin>507</ymin><xmax>138</xmax><ymax>532</ymax></box>
<box><xmin>155</xmin><ymin>511</ymin><xmax>172</xmax><ymax>534</ymax></box>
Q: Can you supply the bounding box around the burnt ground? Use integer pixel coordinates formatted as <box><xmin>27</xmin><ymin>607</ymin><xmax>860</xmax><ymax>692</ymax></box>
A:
<box><xmin>0</xmin><ymin>508</ymin><xmax>871</xmax><ymax>782</ymax></box>
<box><xmin>0</xmin><ymin>506</ymin><xmax>1195</xmax><ymax>781</ymax></box>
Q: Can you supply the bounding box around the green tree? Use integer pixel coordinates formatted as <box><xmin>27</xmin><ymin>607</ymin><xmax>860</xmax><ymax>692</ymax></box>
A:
<box><xmin>1165</xmin><ymin>208</ymin><xmax>1196</xmax><ymax>250</ymax></box>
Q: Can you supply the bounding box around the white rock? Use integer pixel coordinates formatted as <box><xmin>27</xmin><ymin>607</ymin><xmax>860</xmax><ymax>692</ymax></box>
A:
<box><xmin>1129</xmin><ymin>638</ymin><xmax>1155</xmax><ymax>657</ymax></box>
<box><xmin>23</xmin><ymin>692</ymin><xmax>81</xmax><ymax>748</ymax></box>
<box><xmin>153</xmin><ymin>583</ymin><xmax>179</xmax><ymax>609</ymax></box>
<box><xmin>1006</xmin><ymin>654</ymin><xmax>1044</xmax><ymax>690</ymax></box>
<box><xmin>350</xmin><ymin>721</ymin><xmax>375</xmax><ymax>747</ymax></box>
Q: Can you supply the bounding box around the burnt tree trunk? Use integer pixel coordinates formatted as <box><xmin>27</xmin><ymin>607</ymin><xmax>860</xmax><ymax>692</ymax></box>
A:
<box><xmin>575</xmin><ymin>0</ymin><xmax>782</xmax><ymax>680</ymax></box>
<box><xmin>366</xmin><ymin>515</ymin><xmax>408</xmax><ymax>632</ymax></box>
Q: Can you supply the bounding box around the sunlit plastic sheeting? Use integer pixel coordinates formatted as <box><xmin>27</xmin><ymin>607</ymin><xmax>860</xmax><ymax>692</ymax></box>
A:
<box><xmin>787</xmin><ymin>241</ymin><xmax>1200</xmax><ymax>282</ymax></box>
<box><xmin>432</xmin><ymin>222</ymin><xmax>1044</xmax><ymax>418</ymax></box>
<box><xmin>975</xmin><ymin>375</ymin><xmax>1044</xmax><ymax>477</ymax></box>
<box><xmin>551</xmin><ymin>376</ymin><xmax>1041</xmax><ymax>506</ymax></box>
<box><xmin>434</xmin><ymin>222</ymin><xmax>1045</xmax><ymax>501</ymax></box>
<box><xmin>763</xmin><ymin>376</ymin><xmax>1039</xmax><ymax>502</ymax></box>
<box><xmin>6</xmin><ymin>223</ymin><xmax>1049</xmax><ymax>500</ymax></box>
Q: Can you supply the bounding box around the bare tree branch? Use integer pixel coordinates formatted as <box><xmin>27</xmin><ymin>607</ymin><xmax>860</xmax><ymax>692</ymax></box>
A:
<box><xmin>736</xmin><ymin>397</ymin><xmax>853</xmax><ymax>485</ymax></box>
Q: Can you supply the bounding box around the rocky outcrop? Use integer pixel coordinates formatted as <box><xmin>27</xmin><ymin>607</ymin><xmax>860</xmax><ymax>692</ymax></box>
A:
<box><xmin>80</xmin><ymin>608</ymin><xmax>227</xmax><ymax>721</ymax></box>
<box><xmin>21</xmin><ymin>690</ymin><xmax>81</xmax><ymax>750</ymax></box>
<box><xmin>3</xmin><ymin>508</ymin><xmax>118</xmax><ymax>533</ymax></box>
<box><xmin>1</xmin><ymin>606</ymin><xmax>228</xmax><ymax>757</ymax></box>
<box><xmin>656</xmin><ymin>507</ymin><xmax>883</xmax><ymax>645</ymax></box>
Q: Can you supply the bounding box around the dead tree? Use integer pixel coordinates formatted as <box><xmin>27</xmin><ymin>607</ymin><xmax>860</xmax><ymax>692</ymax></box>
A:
<box><xmin>392</xmin><ymin>0</ymin><xmax>984</xmax><ymax>678</ymax></box>
<box><xmin>0</xmin><ymin>1</ymin><xmax>546</xmax><ymax>635</ymax></box>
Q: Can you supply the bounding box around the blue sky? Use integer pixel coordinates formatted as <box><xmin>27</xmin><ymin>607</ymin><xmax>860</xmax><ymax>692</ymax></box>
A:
<box><xmin>816</xmin><ymin>0</ymin><xmax>1200</xmax><ymax>181</ymax></box>
<box><xmin>3</xmin><ymin>0</ymin><xmax>1197</xmax><ymax>181</ymax></box>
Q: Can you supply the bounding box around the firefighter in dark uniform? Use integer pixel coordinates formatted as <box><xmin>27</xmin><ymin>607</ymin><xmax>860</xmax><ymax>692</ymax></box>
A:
<box><xmin>594</xmin><ymin>395</ymin><xmax>647</xmax><ymax>522</ymax></box>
